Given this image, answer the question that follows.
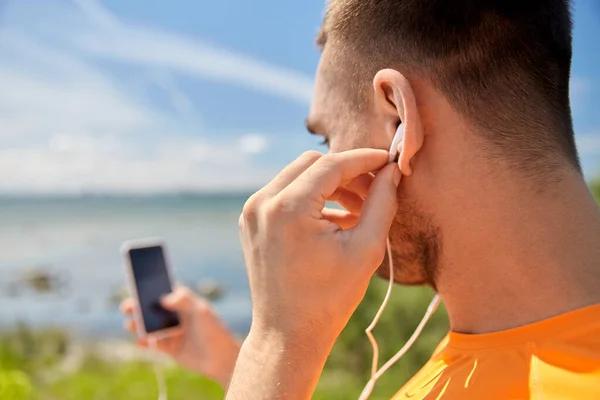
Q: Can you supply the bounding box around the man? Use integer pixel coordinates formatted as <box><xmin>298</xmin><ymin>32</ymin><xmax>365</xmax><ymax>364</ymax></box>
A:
<box><xmin>125</xmin><ymin>0</ymin><xmax>600</xmax><ymax>398</ymax></box>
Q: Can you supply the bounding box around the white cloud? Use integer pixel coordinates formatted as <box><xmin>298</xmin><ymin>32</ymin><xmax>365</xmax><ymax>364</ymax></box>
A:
<box><xmin>147</xmin><ymin>70</ymin><xmax>195</xmax><ymax>117</ymax></box>
<box><xmin>68</xmin><ymin>0</ymin><xmax>314</xmax><ymax>105</ymax></box>
<box><xmin>239</xmin><ymin>135</ymin><xmax>269</xmax><ymax>155</ymax></box>
<box><xmin>0</xmin><ymin>0</ymin><xmax>315</xmax><ymax>194</ymax></box>
<box><xmin>0</xmin><ymin>64</ymin><xmax>155</xmax><ymax>140</ymax></box>
<box><xmin>0</xmin><ymin>134</ymin><xmax>277</xmax><ymax>194</ymax></box>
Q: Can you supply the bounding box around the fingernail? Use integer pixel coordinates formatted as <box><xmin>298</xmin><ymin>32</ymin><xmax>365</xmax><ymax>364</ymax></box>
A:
<box><xmin>393</xmin><ymin>167</ymin><xmax>402</xmax><ymax>187</ymax></box>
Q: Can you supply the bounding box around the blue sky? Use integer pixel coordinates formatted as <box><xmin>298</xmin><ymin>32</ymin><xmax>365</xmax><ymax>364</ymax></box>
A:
<box><xmin>0</xmin><ymin>0</ymin><xmax>598</xmax><ymax>194</ymax></box>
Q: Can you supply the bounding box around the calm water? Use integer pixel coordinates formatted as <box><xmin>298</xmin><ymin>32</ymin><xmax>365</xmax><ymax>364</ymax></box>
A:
<box><xmin>0</xmin><ymin>195</ymin><xmax>252</xmax><ymax>338</ymax></box>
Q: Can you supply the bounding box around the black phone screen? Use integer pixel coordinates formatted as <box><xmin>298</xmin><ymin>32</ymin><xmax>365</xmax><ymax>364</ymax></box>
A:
<box><xmin>128</xmin><ymin>246</ymin><xmax>180</xmax><ymax>333</ymax></box>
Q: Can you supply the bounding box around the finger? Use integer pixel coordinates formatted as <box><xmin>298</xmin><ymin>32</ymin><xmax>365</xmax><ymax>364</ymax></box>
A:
<box><xmin>283</xmin><ymin>149</ymin><xmax>389</xmax><ymax>209</ymax></box>
<box><xmin>328</xmin><ymin>187</ymin><xmax>364</xmax><ymax>214</ymax></box>
<box><xmin>154</xmin><ymin>336</ymin><xmax>177</xmax><ymax>353</ymax></box>
<box><xmin>161</xmin><ymin>287</ymin><xmax>196</xmax><ymax>312</ymax></box>
<box><xmin>194</xmin><ymin>296</ymin><xmax>214</xmax><ymax>313</ymax></box>
<box><xmin>120</xmin><ymin>298</ymin><xmax>135</xmax><ymax>315</ymax></box>
<box><xmin>257</xmin><ymin>151</ymin><xmax>323</xmax><ymax>198</ymax></box>
<box><xmin>326</xmin><ymin>173</ymin><xmax>373</xmax><ymax>213</ymax></box>
<box><xmin>136</xmin><ymin>337</ymin><xmax>169</xmax><ymax>353</ymax></box>
<box><xmin>349</xmin><ymin>163</ymin><xmax>401</xmax><ymax>248</ymax></box>
<box><xmin>153</xmin><ymin>339</ymin><xmax>173</xmax><ymax>353</ymax></box>
<box><xmin>124</xmin><ymin>319</ymin><xmax>137</xmax><ymax>333</ymax></box>
<box><xmin>138</xmin><ymin>332</ymin><xmax>182</xmax><ymax>353</ymax></box>
<box><xmin>344</xmin><ymin>173</ymin><xmax>374</xmax><ymax>199</ymax></box>
<box><xmin>322</xmin><ymin>208</ymin><xmax>359</xmax><ymax>229</ymax></box>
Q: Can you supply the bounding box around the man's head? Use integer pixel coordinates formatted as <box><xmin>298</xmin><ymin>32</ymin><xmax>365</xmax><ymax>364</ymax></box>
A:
<box><xmin>307</xmin><ymin>0</ymin><xmax>580</xmax><ymax>287</ymax></box>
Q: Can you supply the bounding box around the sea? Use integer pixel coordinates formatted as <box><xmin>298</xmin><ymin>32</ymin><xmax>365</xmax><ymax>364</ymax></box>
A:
<box><xmin>0</xmin><ymin>194</ymin><xmax>253</xmax><ymax>339</ymax></box>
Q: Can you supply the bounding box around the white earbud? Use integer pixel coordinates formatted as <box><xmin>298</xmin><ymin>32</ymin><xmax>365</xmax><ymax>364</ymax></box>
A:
<box><xmin>387</xmin><ymin>124</ymin><xmax>404</xmax><ymax>165</ymax></box>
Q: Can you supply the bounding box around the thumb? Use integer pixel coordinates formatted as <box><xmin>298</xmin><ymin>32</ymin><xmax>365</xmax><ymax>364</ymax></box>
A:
<box><xmin>160</xmin><ymin>287</ymin><xmax>196</xmax><ymax>312</ymax></box>
<box><xmin>351</xmin><ymin>163</ymin><xmax>400</xmax><ymax>246</ymax></box>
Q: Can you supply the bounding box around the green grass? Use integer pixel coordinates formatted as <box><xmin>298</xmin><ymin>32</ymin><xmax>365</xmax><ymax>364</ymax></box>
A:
<box><xmin>1</xmin><ymin>176</ymin><xmax>598</xmax><ymax>400</ymax></box>
<box><xmin>591</xmin><ymin>178</ymin><xmax>600</xmax><ymax>203</ymax></box>
<box><xmin>0</xmin><ymin>328</ymin><xmax>226</xmax><ymax>400</ymax></box>
<box><xmin>0</xmin><ymin>282</ymin><xmax>447</xmax><ymax>400</ymax></box>
<box><xmin>316</xmin><ymin>282</ymin><xmax>448</xmax><ymax>400</ymax></box>
<box><xmin>45</xmin><ymin>359</ymin><xmax>224</xmax><ymax>400</ymax></box>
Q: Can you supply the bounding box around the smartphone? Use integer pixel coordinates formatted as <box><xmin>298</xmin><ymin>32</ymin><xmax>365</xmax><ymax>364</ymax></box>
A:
<box><xmin>121</xmin><ymin>238</ymin><xmax>181</xmax><ymax>338</ymax></box>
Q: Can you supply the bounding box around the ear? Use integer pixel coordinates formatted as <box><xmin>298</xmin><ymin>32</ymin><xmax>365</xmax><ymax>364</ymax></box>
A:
<box><xmin>373</xmin><ymin>69</ymin><xmax>424</xmax><ymax>176</ymax></box>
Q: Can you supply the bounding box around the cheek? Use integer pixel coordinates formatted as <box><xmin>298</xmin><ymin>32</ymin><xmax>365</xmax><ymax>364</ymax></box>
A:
<box><xmin>330</xmin><ymin>123</ymin><xmax>380</xmax><ymax>153</ymax></box>
<box><xmin>352</xmin><ymin>119</ymin><xmax>392</xmax><ymax>152</ymax></box>
<box><xmin>329</xmin><ymin>135</ymin><xmax>359</xmax><ymax>154</ymax></box>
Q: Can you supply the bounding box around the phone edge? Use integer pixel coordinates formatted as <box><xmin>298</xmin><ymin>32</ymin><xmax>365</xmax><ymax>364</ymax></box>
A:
<box><xmin>120</xmin><ymin>237</ymin><xmax>181</xmax><ymax>339</ymax></box>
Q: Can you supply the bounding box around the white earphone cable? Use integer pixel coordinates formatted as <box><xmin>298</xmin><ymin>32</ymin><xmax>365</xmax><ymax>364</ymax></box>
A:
<box><xmin>358</xmin><ymin>124</ymin><xmax>441</xmax><ymax>400</ymax></box>
<box><xmin>358</xmin><ymin>237</ymin><xmax>441</xmax><ymax>400</ymax></box>
<box><xmin>148</xmin><ymin>337</ymin><xmax>168</xmax><ymax>400</ymax></box>
<box><xmin>365</xmin><ymin>238</ymin><xmax>396</xmax><ymax>377</ymax></box>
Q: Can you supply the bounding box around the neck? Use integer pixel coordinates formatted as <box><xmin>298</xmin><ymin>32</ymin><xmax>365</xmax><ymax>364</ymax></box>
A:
<box><xmin>437</xmin><ymin>166</ymin><xmax>600</xmax><ymax>335</ymax></box>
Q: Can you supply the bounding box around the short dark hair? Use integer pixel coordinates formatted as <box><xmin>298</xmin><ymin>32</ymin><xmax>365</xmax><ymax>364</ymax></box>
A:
<box><xmin>319</xmin><ymin>0</ymin><xmax>581</xmax><ymax>174</ymax></box>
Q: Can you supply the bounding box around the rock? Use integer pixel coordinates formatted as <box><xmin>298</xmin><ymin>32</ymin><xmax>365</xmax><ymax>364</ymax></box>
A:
<box><xmin>20</xmin><ymin>267</ymin><xmax>68</xmax><ymax>294</ymax></box>
<box><xmin>196</xmin><ymin>280</ymin><xmax>225</xmax><ymax>301</ymax></box>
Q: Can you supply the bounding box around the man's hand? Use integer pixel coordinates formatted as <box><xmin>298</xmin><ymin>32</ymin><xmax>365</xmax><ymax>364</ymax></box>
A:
<box><xmin>121</xmin><ymin>287</ymin><xmax>241</xmax><ymax>388</ymax></box>
<box><xmin>227</xmin><ymin>149</ymin><xmax>401</xmax><ymax>399</ymax></box>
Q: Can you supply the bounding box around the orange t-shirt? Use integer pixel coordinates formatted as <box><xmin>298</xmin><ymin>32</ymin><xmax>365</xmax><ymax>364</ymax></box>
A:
<box><xmin>393</xmin><ymin>304</ymin><xmax>600</xmax><ymax>399</ymax></box>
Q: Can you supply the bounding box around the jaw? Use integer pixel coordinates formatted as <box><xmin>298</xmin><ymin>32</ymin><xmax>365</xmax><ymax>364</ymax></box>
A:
<box><xmin>375</xmin><ymin>256</ymin><xmax>432</xmax><ymax>287</ymax></box>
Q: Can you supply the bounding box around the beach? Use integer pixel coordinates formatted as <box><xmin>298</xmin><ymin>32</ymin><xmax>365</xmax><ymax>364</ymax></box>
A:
<box><xmin>0</xmin><ymin>194</ymin><xmax>253</xmax><ymax>338</ymax></box>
